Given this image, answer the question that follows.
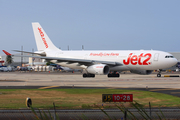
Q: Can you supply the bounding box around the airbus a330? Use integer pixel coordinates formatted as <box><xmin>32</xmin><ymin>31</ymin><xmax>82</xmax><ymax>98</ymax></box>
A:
<box><xmin>3</xmin><ymin>22</ymin><xmax>177</xmax><ymax>78</ymax></box>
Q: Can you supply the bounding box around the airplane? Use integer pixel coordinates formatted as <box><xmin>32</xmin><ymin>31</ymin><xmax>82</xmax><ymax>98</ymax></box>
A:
<box><xmin>3</xmin><ymin>22</ymin><xmax>178</xmax><ymax>78</ymax></box>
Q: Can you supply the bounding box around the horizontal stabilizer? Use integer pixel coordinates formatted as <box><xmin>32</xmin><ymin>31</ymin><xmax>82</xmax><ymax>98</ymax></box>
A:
<box><xmin>2</xmin><ymin>50</ymin><xmax>11</xmax><ymax>56</ymax></box>
<box><xmin>13</xmin><ymin>50</ymin><xmax>46</xmax><ymax>56</ymax></box>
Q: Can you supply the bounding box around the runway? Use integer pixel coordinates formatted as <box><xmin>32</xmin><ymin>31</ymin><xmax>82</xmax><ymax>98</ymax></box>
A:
<box><xmin>0</xmin><ymin>71</ymin><xmax>180</xmax><ymax>88</ymax></box>
<box><xmin>0</xmin><ymin>71</ymin><xmax>180</xmax><ymax>97</ymax></box>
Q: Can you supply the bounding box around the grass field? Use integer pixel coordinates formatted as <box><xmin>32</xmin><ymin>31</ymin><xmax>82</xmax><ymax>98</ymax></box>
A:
<box><xmin>0</xmin><ymin>89</ymin><xmax>179</xmax><ymax>109</ymax></box>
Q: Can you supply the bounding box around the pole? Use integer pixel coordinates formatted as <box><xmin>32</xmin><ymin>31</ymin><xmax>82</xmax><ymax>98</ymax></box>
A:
<box><xmin>53</xmin><ymin>102</ymin><xmax>56</xmax><ymax>120</ymax></box>
<box><xmin>124</xmin><ymin>109</ymin><xmax>127</xmax><ymax>120</ymax></box>
<box><xmin>21</xmin><ymin>46</ymin><xmax>23</xmax><ymax>67</ymax></box>
<box><xmin>32</xmin><ymin>48</ymin><xmax>34</xmax><ymax>66</ymax></box>
<box><xmin>149</xmin><ymin>102</ymin><xmax>151</xmax><ymax>118</ymax></box>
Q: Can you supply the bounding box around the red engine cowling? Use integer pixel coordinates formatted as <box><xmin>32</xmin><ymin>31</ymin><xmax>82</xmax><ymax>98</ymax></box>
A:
<box><xmin>86</xmin><ymin>64</ymin><xmax>109</xmax><ymax>75</ymax></box>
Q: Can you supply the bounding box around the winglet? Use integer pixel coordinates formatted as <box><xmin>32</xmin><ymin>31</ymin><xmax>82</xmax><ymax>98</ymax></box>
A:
<box><xmin>2</xmin><ymin>50</ymin><xmax>11</xmax><ymax>55</ymax></box>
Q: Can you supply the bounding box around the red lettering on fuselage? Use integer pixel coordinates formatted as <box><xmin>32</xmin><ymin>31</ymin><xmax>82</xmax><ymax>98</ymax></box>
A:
<box><xmin>131</xmin><ymin>55</ymin><xmax>138</xmax><ymax>65</ymax></box>
<box><xmin>143</xmin><ymin>53</ymin><xmax>151</xmax><ymax>65</ymax></box>
<box><xmin>38</xmin><ymin>27</ymin><xmax>48</xmax><ymax>48</ymax></box>
<box><xmin>123</xmin><ymin>53</ymin><xmax>152</xmax><ymax>65</ymax></box>
<box><xmin>89</xmin><ymin>52</ymin><xmax>119</xmax><ymax>57</ymax></box>
<box><xmin>123</xmin><ymin>53</ymin><xmax>132</xmax><ymax>65</ymax></box>
<box><xmin>138</xmin><ymin>53</ymin><xmax>143</xmax><ymax>65</ymax></box>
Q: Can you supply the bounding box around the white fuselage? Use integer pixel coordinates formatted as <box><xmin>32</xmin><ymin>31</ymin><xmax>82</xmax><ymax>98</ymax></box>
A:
<box><xmin>44</xmin><ymin>49</ymin><xmax>177</xmax><ymax>71</ymax></box>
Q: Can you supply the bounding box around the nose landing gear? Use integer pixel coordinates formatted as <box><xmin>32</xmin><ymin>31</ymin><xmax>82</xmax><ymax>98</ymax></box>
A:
<box><xmin>157</xmin><ymin>70</ymin><xmax>162</xmax><ymax>77</ymax></box>
<box><xmin>157</xmin><ymin>73</ymin><xmax>161</xmax><ymax>77</ymax></box>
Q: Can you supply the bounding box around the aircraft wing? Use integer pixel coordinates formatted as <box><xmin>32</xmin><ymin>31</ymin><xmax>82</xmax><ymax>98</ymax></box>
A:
<box><xmin>13</xmin><ymin>55</ymin><xmax>122</xmax><ymax>66</ymax></box>
<box><xmin>2</xmin><ymin>50</ymin><xmax>122</xmax><ymax>66</ymax></box>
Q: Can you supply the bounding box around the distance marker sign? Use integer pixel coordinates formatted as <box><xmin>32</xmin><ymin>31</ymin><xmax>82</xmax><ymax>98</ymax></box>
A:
<box><xmin>102</xmin><ymin>94</ymin><xmax>133</xmax><ymax>102</ymax></box>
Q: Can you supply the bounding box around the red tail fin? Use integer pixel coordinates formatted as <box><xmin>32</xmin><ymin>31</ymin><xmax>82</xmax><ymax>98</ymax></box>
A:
<box><xmin>2</xmin><ymin>50</ymin><xmax>11</xmax><ymax>55</ymax></box>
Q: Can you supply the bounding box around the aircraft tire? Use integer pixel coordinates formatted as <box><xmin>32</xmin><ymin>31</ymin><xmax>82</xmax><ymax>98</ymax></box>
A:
<box><xmin>108</xmin><ymin>73</ymin><xmax>120</xmax><ymax>77</ymax></box>
<box><xmin>88</xmin><ymin>74</ymin><xmax>95</xmax><ymax>77</ymax></box>
<box><xmin>116</xmin><ymin>74</ymin><xmax>120</xmax><ymax>77</ymax></box>
<box><xmin>83</xmin><ymin>73</ymin><xmax>95</xmax><ymax>78</ymax></box>
<box><xmin>157</xmin><ymin>74</ymin><xmax>161</xmax><ymax>77</ymax></box>
<box><xmin>83</xmin><ymin>73</ymin><xmax>87</xmax><ymax>78</ymax></box>
<box><xmin>91</xmin><ymin>74</ymin><xmax>95</xmax><ymax>77</ymax></box>
<box><xmin>108</xmin><ymin>74</ymin><xmax>112</xmax><ymax>77</ymax></box>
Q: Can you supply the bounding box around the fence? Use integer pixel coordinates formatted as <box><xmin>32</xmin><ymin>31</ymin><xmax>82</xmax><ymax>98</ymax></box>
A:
<box><xmin>0</xmin><ymin>108</ymin><xmax>180</xmax><ymax>120</ymax></box>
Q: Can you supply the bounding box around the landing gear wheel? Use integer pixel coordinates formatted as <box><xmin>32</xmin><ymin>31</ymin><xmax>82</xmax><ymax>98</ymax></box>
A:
<box><xmin>83</xmin><ymin>73</ymin><xmax>87</xmax><ymax>78</ymax></box>
<box><xmin>107</xmin><ymin>73</ymin><xmax>120</xmax><ymax>77</ymax></box>
<box><xmin>88</xmin><ymin>74</ymin><xmax>95</xmax><ymax>77</ymax></box>
<box><xmin>91</xmin><ymin>74</ymin><xmax>95</xmax><ymax>77</ymax></box>
<box><xmin>83</xmin><ymin>73</ymin><xmax>95</xmax><ymax>78</ymax></box>
<box><xmin>157</xmin><ymin>74</ymin><xmax>161</xmax><ymax>77</ymax></box>
<box><xmin>108</xmin><ymin>74</ymin><xmax>112</xmax><ymax>77</ymax></box>
<box><xmin>116</xmin><ymin>74</ymin><xmax>120</xmax><ymax>77</ymax></box>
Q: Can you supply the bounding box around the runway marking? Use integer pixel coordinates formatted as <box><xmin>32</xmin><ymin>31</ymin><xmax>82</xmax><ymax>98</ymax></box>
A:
<box><xmin>39</xmin><ymin>86</ymin><xmax>59</xmax><ymax>89</ymax></box>
<box><xmin>150</xmin><ymin>88</ymin><xmax>180</xmax><ymax>92</ymax></box>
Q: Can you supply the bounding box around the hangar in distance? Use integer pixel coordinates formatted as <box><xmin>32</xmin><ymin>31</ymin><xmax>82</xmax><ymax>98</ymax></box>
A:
<box><xmin>3</xmin><ymin>22</ymin><xmax>178</xmax><ymax>78</ymax></box>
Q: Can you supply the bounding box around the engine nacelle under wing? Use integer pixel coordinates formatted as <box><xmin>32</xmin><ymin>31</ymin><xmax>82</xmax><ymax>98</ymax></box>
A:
<box><xmin>130</xmin><ymin>70</ymin><xmax>153</xmax><ymax>75</ymax></box>
<box><xmin>86</xmin><ymin>64</ymin><xmax>109</xmax><ymax>75</ymax></box>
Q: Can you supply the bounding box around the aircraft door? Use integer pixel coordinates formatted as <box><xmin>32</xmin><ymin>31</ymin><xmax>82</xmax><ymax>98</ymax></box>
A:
<box><xmin>154</xmin><ymin>53</ymin><xmax>159</xmax><ymax>61</ymax></box>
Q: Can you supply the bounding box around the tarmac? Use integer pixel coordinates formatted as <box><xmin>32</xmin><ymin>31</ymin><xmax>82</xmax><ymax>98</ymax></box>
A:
<box><xmin>0</xmin><ymin>71</ymin><xmax>180</xmax><ymax>97</ymax></box>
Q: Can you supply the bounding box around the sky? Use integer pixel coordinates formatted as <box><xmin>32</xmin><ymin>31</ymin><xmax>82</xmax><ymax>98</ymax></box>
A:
<box><xmin>0</xmin><ymin>0</ymin><xmax>180</xmax><ymax>55</ymax></box>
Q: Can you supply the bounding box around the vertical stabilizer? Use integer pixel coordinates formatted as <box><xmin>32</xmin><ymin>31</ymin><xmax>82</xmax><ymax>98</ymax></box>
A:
<box><xmin>32</xmin><ymin>22</ymin><xmax>60</xmax><ymax>51</ymax></box>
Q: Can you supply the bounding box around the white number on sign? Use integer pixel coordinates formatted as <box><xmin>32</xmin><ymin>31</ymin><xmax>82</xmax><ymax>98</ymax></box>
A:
<box><xmin>114</xmin><ymin>96</ymin><xmax>120</xmax><ymax>100</ymax></box>
<box><xmin>123</xmin><ymin>95</ymin><xmax>126</xmax><ymax>101</ymax></box>
<box><xmin>127</xmin><ymin>96</ymin><xmax>130</xmax><ymax>100</ymax></box>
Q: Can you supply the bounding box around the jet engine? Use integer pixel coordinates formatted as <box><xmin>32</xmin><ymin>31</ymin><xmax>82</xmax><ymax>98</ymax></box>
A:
<box><xmin>86</xmin><ymin>64</ymin><xmax>109</xmax><ymax>75</ymax></box>
<box><xmin>130</xmin><ymin>70</ymin><xmax>153</xmax><ymax>75</ymax></box>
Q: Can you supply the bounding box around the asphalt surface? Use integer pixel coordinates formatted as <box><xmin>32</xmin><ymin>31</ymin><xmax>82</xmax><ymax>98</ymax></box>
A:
<box><xmin>0</xmin><ymin>109</ymin><xmax>180</xmax><ymax>120</ymax></box>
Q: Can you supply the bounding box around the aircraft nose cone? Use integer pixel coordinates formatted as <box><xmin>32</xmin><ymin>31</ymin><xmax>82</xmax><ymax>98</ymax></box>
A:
<box><xmin>172</xmin><ymin>58</ymin><xmax>178</xmax><ymax>66</ymax></box>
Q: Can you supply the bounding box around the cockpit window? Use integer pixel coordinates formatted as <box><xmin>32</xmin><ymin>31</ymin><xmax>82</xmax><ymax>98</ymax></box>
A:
<box><xmin>165</xmin><ymin>55</ymin><xmax>174</xmax><ymax>58</ymax></box>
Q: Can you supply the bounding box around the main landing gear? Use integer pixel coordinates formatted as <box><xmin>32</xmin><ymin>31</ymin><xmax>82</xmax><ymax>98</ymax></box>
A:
<box><xmin>83</xmin><ymin>73</ymin><xmax>95</xmax><ymax>78</ymax></box>
<box><xmin>157</xmin><ymin>70</ymin><xmax>162</xmax><ymax>77</ymax></box>
<box><xmin>82</xmin><ymin>71</ymin><xmax>120</xmax><ymax>78</ymax></box>
<box><xmin>107</xmin><ymin>72</ymin><xmax>120</xmax><ymax>78</ymax></box>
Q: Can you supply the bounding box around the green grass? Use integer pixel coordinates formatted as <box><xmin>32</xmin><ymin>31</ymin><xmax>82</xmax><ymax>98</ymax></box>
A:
<box><xmin>38</xmin><ymin>88</ymin><xmax>137</xmax><ymax>94</ymax></box>
<box><xmin>0</xmin><ymin>89</ymin><xmax>179</xmax><ymax>109</ymax></box>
